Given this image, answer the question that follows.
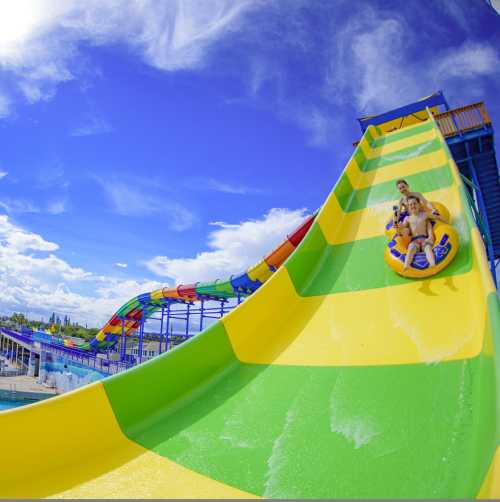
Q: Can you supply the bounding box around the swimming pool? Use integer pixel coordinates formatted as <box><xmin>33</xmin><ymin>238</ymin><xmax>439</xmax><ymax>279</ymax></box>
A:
<box><xmin>0</xmin><ymin>399</ymin><xmax>36</xmax><ymax>411</ymax></box>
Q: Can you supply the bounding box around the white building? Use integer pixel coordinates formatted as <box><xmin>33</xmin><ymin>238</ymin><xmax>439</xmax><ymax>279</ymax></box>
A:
<box><xmin>109</xmin><ymin>340</ymin><xmax>160</xmax><ymax>362</ymax></box>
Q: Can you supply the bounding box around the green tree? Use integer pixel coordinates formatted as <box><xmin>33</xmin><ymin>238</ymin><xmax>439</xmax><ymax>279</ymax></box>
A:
<box><xmin>10</xmin><ymin>312</ymin><xmax>27</xmax><ymax>326</ymax></box>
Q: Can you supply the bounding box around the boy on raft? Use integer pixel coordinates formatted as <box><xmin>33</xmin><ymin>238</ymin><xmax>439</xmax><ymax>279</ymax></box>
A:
<box><xmin>396</xmin><ymin>179</ymin><xmax>444</xmax><ymax>220</ymax></box>
<box><xmin>396</xmin><ymin>196</ymin><xmax>436</xmax><ymax>271</ymax></box>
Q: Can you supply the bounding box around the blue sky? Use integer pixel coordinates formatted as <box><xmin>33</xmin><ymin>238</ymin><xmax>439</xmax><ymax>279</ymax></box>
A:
<box><xmin>0</xmin><ymin>0</ymin><xmax>499</xmax><ymax>326</ymax></box>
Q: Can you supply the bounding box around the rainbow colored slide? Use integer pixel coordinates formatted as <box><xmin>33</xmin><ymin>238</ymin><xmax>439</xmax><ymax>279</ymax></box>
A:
<box><xmin>90</xmin><ymin>213</ymin><xmax>316</xmax><ymax>351</ymax></box>
<box><xmin>1</xmin><ymin>112</ymin><xmax>500</xmax><ymax>498</ymax></box>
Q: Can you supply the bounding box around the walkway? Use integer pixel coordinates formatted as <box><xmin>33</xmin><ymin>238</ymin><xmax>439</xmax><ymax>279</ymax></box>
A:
<box><xmin>0</xmin><ymin>375</ymin><xmax>57</xmax><ymax>395</ymax></box>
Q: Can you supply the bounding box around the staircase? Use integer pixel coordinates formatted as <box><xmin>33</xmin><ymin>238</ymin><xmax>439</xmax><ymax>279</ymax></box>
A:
<box><xmin>473</xmin><ymin>151</ymin><xmax>500</xmax><ymax>258</ymax></box>
<box><xmin>434</xmin><ymin>102</ymin><xmax>500</xmax><ymax>279</ymax></box>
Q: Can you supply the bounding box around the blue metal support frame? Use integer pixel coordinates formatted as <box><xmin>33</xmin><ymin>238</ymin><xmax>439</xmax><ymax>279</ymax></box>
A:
<box><xmin>164</xmin><ymin>302</ymin><xmax>171</xmax><ymax>352</ymax></box>
<box><xmin>438</xmin><ymin>102</ymin><xmax>497</xmax><ymax>287</ymax></box>
<box><xmin>158</xmin><ymin>306</ymin><xmax>165</xmax><ymax>354</ymax></box>
<box><xmin>119</xmin><ymin>317</ymin><xmax>126</xmax><ymax>361</ymax></box>
<box><xmin>464</xmin><ymin>141</ymin><xmax>497</xmax><ymax>286</ymax></box>
<box><xmin>199</xmin><ymin>300</ymin><xmax>205</xmax><ymax>332</ymax></box>
<box><xmin>138</xmin><ymin>305</ymin><xmax>146</xmax><ymax>364</ymax></box>
<box><xmin>185</xmin><ymin>303</ymin><xmax>191</xmax><ymax>337</ymax></box>
<box><xmin>94</xmin><ymin>294</ymin><xmax>244</xmax><ymax>367</ymax></box>
<box><xmin>167</xmin><ymin>321</ymin><xmax>172</xmax><ymax>350</ymax></box>
<box><xmin>446</xmin><ymin>125</ymin><xmax>494</xmax><ymax>146</ymax></box>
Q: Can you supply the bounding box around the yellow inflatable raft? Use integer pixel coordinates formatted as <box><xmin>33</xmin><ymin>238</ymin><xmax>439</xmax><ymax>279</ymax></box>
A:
<box><xmin>384</xmin><ymin>201</ymin><xmax>459</xmax><ymax>279</ymax></box>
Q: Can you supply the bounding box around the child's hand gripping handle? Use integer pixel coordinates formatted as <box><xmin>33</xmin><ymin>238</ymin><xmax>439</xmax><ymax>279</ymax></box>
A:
<box><xmin>392</xmin><ymin>205</ymin><xmax>400</xmax><ymax>232</ymax></box>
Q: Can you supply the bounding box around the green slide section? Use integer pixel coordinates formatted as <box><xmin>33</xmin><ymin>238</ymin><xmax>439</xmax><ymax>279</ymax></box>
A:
<box><xmin>106</xmin><ymin>354</ymin><xmax>496</xmax><ymax>498</ymax></box>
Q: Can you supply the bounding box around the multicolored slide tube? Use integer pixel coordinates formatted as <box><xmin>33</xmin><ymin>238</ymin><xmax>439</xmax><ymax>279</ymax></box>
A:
<box><xmin>90</xmin><ymin>212</ymin><xmax>316</xmax><ymax>350</ymax></box>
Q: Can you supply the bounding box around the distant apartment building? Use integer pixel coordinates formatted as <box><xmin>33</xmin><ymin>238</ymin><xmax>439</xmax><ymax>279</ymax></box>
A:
<box><xmin>109</xmin><ymin>340</ymin><xmax>160</xmax><ymax>362</ymax></box>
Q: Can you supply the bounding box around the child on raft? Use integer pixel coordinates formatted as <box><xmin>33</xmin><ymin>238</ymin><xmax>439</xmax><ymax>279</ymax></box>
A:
<box><xmin>393</xmin><ymin>178</ymin><xmax>446</xmax><ymax>238</ymax></box>
<box><xmin>396</xmin><ymin>196</ymin><xmax>436</xmax><ymax>271</ymax></box>
<box><xmin>396</xmin><ymin>179</ymin><xmax>444</xmax><ymax>219</ymax></box>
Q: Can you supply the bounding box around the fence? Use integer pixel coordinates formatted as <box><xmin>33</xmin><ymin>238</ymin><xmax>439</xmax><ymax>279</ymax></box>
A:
<box><xmin>433</xmin><ymin>102</ymin><xmax>491</xmax><ymax>138</ymax></box>
<box><xmin>39</xmin><ymin>343</ymin><xmax>132</xmax><ymax>375</ymax></box>
<box><xmin>0</xmin><ymin>328</ymin><xmax>33</xmax><ymax>345</ymax></box>
<box><xmin>0</xmin><ymin>369</ymin><xmax>26</xmax><ymax>377</ymax></box>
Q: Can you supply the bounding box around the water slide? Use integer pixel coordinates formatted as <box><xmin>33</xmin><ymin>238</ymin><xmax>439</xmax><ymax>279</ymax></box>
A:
<box><xmin>2</xmin><ymin>113</ymin><xmax>500</xmax><ymax>499</ymax></box>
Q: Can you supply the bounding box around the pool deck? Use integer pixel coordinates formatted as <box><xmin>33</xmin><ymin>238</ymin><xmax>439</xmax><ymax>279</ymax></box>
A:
<box><xmin>0</xmin><ymin>375</ymin><xmax>57</xmax><ymax>396</ymax></box>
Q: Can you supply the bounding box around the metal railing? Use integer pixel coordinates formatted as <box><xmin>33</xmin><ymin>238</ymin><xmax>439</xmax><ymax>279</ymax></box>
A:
<box><xmin>1</xmin><ymin>327</ymin><xmax>133</xmax><ymax>375</ymax></box>
<box><xmin>0</xmin><ymin>369</ymin><xmax>25</xmax><ymax>377</ymax></box>
<box><xmin>433</xmin><ymin>102</ymin><xmax>491</xmax><ymax>138</ymax></box>
<box><xmin>39</xmin><ymin>343</ymin><xmax>132</xmax><ymax>375</ymax></box>
<box><xmin>460</xmin><ymin>173</ymin><xmax>492</xmax><ymax>244</ymax></box>
<box><xmin>0</xmin><ymin>328</ymin><xmax>33</xmax><ymax>345</ymax></box>
<box><xmin>352</xmin><ymin>102</ymin><xmax>491</xmax><ymax>146</ymax></box>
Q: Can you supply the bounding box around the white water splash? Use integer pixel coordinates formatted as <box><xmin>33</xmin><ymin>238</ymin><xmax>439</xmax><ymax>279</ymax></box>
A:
<box><xmin>388</xmin><ymin>290</ymin><xmax>476</xmax><ymax>364</ymax></box>
<box><xmin>381</xmin><ymin>140</ymin><xmax>435</xmax><ymax>163</ymax></box>
<box><xmin>263</xmin><ymin>406</ymin><xmax>298</xmax><ymax>498</ymax></box>
<box><xmin>330</xmin><ymin>407</ymin><xmax>380</xmax><ymax>449</ymax></box>
<box><xmin>219</xmin><ymin>411</ymin><xmax>253</xmax><ymax>449</ymax></box>
<box><xmin>329</xmin><ymin>379</ymin><xmax>381</xmax><ymax>449</ymax></box>
<box><xmin>433</xmin><ymin>361</ymin><xmax>470</xmax><ymax>494</ymax></box>
<box><xmin>390</xmin><ymin>311</ymin><xmax>429</xmax><ymax>361</ymax></box>
<box><xmin>453</xmin><ymin>215</ymin><xmax>468</xmax><ymax>243</ymax></box>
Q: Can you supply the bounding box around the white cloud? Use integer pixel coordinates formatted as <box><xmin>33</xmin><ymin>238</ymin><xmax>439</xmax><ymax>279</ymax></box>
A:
<box><xmin>35</xmin><ymin>164</ymin><xmax>68</xmax><ymax>190</ymax></box>
<box><xmin>0</xmin><ymin>196</ymin><xmax>67</xmax><ymax>215</ymax></box>
<box><xmin>115</xmin><ymin>262</ymin><xmax>127</xmax><ymax>268</ymax></box>
<box><xmin>0</xmin><ymin>215</ymin><xmax>58</xmax><ymax>252</ymax></box>
<box><xmin>98</xmin><ymin>181</ymin><xmax>158</xmax><ymax>216</ymax></box>
<box><xmin>288</xmin><ymin>107</ymin><xmax>334</xmax><ymax>148</ymax></box>
<box><xmin>94</xmin><ymin>176</ymin><xmax>196</xmax><ymax>231</ymax></box>
<box><xmin>0</xmin><ymin>214</ymin><xmax>162</xmax><ymax>326</ymax></box>
<box><xmin>132</xmin><ymin>0</ymin><xmax>259</xmax><ymax>71</ymax></box>
<box><xmin>144</xmin><ymin>207</ymin><xmax>308</xmax><ymax>283</ymax></box>
<box><xmin>0</xmin><ymin>171</ymin><xmax>7</xmax><ymax>179</ymax></box>
<box><xmin>434</xmin><ymin>0</ymin><xmax>470</xmax><ymax>32</ymax></box>
<box><xmin>189</xmin><ymin>177</ymin><xmax>265</xmax><ymax>195</ymax></box>
<box><xmin>0</xmin><ymin>198</ymin><xmax>40</xmax><ymax>214</ymax></box>
<box><xmin>0</xmin><ymin>0</ymin><xmax>261</xmax><ymax>114</ymax></box>
<box><xmin>434</xmin><ymin>42</ymin><xmax>500</xmax><ymax>80</ymax></box>
<box><xmin>327</xmin><ymin>13</ymin><xmax>420</xmax><ymax>113</ymax></box>
<box><xmin>71</xmin><ymin>114</ymin><xmax>113</xmax><ymax>137</ymax></box>
<box><xmin>46</xmin><ymin>199</ymin><xmax>66</xmax><ymax>215</ymax></box>
<box><xmin>0</xmin><ymin>1</ymin><xmax>496</xmax><ymax>148</ymax></box>
<box><xmin>325</xmin><ymin>8</ymin><xmax>500</xmax><ymax>114</ymax></box>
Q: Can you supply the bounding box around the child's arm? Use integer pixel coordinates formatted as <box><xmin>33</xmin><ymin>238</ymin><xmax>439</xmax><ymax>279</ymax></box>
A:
<box><xmin>427</xmin><ymin>212</ymin><xmax>446</xmax><ymax>223</ymax></box>
<box><xmin>399</xmin><ymin>196</ymin><xmax>409</xmax><ymax>215</ymax></box>
<box><xmin>397</xmin><ymin>217</ymin><xmax>409</xmax><ymax>236</ymax></box>
<box><xmin>418</xmin><ymin>193</ymin><xmax>446</xmax><ymax>222</ymax></box>
<box><xmin>425</xmin><ymin>219</ymin><xmax>434</xmax><ymax>245</ymax></box>
<box><xmin>416</xmin><ymin>192</ymin><xmax>434</xmax><ymax>212</ymax></box>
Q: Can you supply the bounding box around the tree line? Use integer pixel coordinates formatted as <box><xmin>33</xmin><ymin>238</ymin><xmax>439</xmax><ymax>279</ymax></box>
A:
<box><xmin>0</xmin><ymin>312</ymin><xmax>99</xmax><ymax>341</ymax></box>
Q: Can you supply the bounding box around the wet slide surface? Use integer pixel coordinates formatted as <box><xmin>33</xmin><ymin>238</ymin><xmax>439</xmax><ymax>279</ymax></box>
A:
<box><xmin>1</xmin><ymin>117</ymin><xmax>500</xmax><ymax>499</ymax></box>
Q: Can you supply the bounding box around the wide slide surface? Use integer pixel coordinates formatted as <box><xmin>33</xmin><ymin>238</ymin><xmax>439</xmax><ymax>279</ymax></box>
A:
<box><xmin>1</xmin><ymin>116</ymin><xmax>500</xmax><ymax>499</ymax></box>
